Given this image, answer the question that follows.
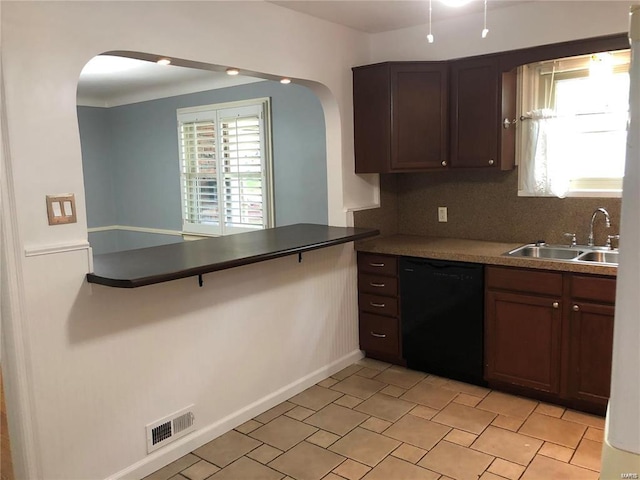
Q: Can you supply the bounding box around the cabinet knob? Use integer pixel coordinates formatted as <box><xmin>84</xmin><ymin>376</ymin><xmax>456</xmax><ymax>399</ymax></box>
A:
<box><xmin>441</xmin><ymin>161</ymin><xmax>447</xmax><ymax>167</ymax></box>
<box><xmin>488</xmin><ymin>159</ymin><xmax>495</xmax><ymax>166</ymax></box>
<box><xmin>573</xmin><ymin>305</ymin><xmax>580</xmax><ymax>312</ymax></box>
<box><xmin>552</xmin><ymin>302</ymin><xmax>559</xmax><ymax>309</ymax></box>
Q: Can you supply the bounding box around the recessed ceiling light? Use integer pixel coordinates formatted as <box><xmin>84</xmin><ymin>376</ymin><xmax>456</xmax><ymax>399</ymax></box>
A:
<box><xmin>157</xmin><ymin>58</ymin><xmax>171</xmax><ymax>66</ymax></box>
<box><xmin>280</xmin><ymin>78</ymin><xmax>291</xmax><ymax>85</ymax></box>
<box><xmin>226</xmin><ymin>68</ymin><xmax>240</xmax><ymax>76</ymax></box>
<box><xmin>440</xmin><ymin>0</ymin><xmax>472</xmax><ymax>6</ymax></box>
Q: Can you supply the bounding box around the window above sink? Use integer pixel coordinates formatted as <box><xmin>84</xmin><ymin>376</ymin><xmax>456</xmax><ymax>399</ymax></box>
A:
<box><xmin>517</xmin><ymin>49</ymin><xmax>630</xmax><ymax>199</ymax></box>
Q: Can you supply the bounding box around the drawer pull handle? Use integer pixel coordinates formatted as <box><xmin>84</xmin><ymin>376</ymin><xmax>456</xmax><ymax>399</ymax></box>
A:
<box><xmin>552</xmin><ymin>302</ymin><xmax>559</xmax><ymax>309</ymax></box>
<box><xmin>369</xmin><ymin>302</ymin><xmax>386</xmax><ymax>308</ymax></box>
<box><xmin>369</xmin><ymin>262</ymin><xmax>385</xmax><ymax>267</ymax></box>
<box><xmin>573</xmin><ymin>305</ymin><xmax>580</xmax><ymax>312</ymax></box>
<box><xmin>370</xmin><ymin>332</ymin><xmax>387</xmax><ymax>338</ymax></box>
<box><xmin>369</xmin><ymin>282</ymin><xmax>386</xmax><ymax>288</ymax></box>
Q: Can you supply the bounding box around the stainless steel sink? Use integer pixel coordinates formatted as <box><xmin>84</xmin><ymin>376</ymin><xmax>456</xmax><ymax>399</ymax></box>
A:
<box><xmin>505</xmin><ymin>243</ymin><xmax>618</xmax><ymax>266</ymax></box>
<box><xmin>576</xmin><ymin>250</ymin><xmax>619</xmax><ymax>264</ymax></box>
<box><xmin>507</xmin><ymin>245</ymin><xmax>585</xmax><ymax>260</ymax></box>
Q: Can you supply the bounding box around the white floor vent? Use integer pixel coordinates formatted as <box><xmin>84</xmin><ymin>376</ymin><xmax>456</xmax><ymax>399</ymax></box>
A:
<box><xmin>146</xmin><ymin>405</ymin><xmax>196</xmax><ymax>453</ymax></box>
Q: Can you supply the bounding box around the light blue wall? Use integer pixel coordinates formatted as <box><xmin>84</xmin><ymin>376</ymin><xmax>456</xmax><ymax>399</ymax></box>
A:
<box><xmin>77</xmin><ymin>107</ymin><xmax>116</xmax><ymax>228</ymax></box>
<box><xmin>88</xmin><ymin>230</ymin><xmax>184</xmax><ymax>255</ymax></box>
<box><xmin>79</xmin><ymin>80</ymin><xmax>328</xmax><ymax>254</ymax></box>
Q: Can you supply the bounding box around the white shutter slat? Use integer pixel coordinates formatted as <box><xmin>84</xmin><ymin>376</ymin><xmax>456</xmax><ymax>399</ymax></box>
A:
<box><xmin>218</xmin><ymin>113</ymin><xmax>266</xmax><ymax>229</ymax></box>
<box><xmin>178</xmin><ymin>101</ymin><xmax>269</xmax><ymax>235</ymax></box>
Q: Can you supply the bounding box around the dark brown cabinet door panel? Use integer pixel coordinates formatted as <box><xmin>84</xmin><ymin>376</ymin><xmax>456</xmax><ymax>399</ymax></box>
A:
<box><xmin>571</xmin><ymin>275</ymin><xmax>616</xmax><ymax>304</ymax></box>
<box><xmin>357</xmin><ymin>253</ymin><xmax>398</xmax><ymax>276</ymax></box>
<box><xmin>353</xmin><ymin>62</ymin><xmax>447</xmax><ymax>173</ymax></box>
<box><xmin>391</xmin><ymin>63</ymin><xmax>448</xmax><ymax>170</ymax></box>
<box><xmin>359</xmin><ymin>313</ymin><xmax>400</xmax><ymax>356</ymax></box>
<box><xmin>450</xmin><ymin>57</ymin><xmax>505</xmax><ymax>169</ymax></box>
<box><xmin>486</xmin><ymin>266</ymin><xmax>562</xmax><ymax>296</ymax></box>
<box><xmin>358</xmin><ymin>273</ymin><xmax>398</xmax><ymax>296</ymax></box>
<box><xmin>353</xmin><ymin>63</ymin><xmax>391</xmax><ymax>173</ymax></box>
<box><xmin>486</xmin><ymin>290</ymin><xmax>562</xmax><ymax>394</ymax></box>
<box><xmin>359</xmin><ymin>293</ymin><xmax>398</xmax><ymax>317</ymax></box>
<box><xmin>568</xmin><ymin>302</ymin><xmax>615</xmax><ymax>407</ymax></box>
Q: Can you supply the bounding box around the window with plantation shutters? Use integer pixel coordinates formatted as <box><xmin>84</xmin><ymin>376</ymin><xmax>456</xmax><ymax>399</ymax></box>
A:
<box><xmin>177</xmin><ymin>99</ymin><xmax>273</xmax><ymax>236</ymax></box>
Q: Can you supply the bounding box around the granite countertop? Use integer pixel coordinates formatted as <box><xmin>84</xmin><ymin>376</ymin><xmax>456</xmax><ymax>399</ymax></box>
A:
<box><xmin>355</xmin><ymin>234</ymin><xmax>617</xmax><ymax>277</ymax></box>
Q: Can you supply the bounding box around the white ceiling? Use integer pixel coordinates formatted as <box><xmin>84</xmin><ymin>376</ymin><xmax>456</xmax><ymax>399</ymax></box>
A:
<box><xmin>77</xmin><ymin>1</ymin><xmax>528</xmax><ymax>106</ymax></box>
<box><xmin>77</xmin><ymin>56</ymin><xmax>263</xmax><ymax>107</ymax></box>
<box><xmin>269</xmin><ymin>0</ymin><xmax>528</xmax><ymax>34</ymax></box>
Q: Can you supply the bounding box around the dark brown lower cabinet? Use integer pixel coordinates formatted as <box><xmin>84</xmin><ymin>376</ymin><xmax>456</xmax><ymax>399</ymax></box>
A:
<box><xmin>568</xmin><ymin>275</ymin><xmax>615</xmax><ymax>409</ymax></box>
<box><xmin>357</xmin><ymin>252</ymin><xmax>404</xmax><ymax>365</ymax></box>
<box><xmin>485</xmin><ymin>291</ymin><xmax>562</xmax><ymax>395</ymax></box>
<box><xmin>485</xmin><ymin>266</ymin><xmax>616</xmax><ymax>415</ymax></box>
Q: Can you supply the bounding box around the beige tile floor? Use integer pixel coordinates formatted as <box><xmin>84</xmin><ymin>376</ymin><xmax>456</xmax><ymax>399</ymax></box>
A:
<box><xmin>144</xmin><ymin>359</ymin><xmax>605</xmax><ymax>480</ymax></box>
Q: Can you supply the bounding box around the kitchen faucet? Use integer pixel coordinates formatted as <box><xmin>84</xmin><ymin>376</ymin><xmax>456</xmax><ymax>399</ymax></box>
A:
<box><xmin>588</xmin><ymin>207</ymin><xmax>611</xmax><ymax>247</ymax></box>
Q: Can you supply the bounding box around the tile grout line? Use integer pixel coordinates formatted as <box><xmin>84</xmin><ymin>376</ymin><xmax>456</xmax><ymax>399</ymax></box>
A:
<box><xmin>164</xmin><ymin>362</ymin><xmax>606</xmax><ymax>480</ymax></box>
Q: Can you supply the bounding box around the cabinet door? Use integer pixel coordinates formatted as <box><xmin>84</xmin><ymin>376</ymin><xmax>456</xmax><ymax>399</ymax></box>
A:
<box><xmin>353</xmin><ymin>64</ymin><xmax>391</xmax><ymax>173</ymax></box>
<box><xmin>450</xmin><ymin>57</ymin><xmax>500</xmax><ymax>169</ymax></box>
<box><xmin>390</xmin><ymin>63</ymin><xmax>448</xmax><ymax>171</ymax></box>
<box><xmin>485</xmin><ymin>290</ymin><xmax>562</xmax><ymax>394</ymax></box>
<box><xmin>567</xmin><ymin>302</ymin><xmax>614</xmax><ymax>407</ymax></box>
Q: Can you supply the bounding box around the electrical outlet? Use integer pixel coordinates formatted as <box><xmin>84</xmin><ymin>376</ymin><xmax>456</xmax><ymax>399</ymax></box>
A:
<box><xmin>438</xmin><ymin>207</ymin><xmax>448</xmax><ymax>223</ymax></box>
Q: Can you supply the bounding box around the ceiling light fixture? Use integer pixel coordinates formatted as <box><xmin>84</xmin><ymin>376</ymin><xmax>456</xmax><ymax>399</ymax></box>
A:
<box><xmin>226</xmin><ymin>68</ymin><xmax>240</xmax><ymax>76</ymax></box>
<box><xmin>440</xmin><ymin>0</ymin><xmax>472</xmax><ymax>7</ymax></box>
<box><xmin>157</xmin><ymin>58</ymin><xmax>171</xmax><ymax>66</ymax></box>
<box><xmin>482</xmin><ymin>0</ymin><xmax>489</xmax><ymax>38</ymax></box>
<box><xmin>280</xmin><ymin>78</ymin><xmax>292</xmax><ymax>85</ymax></box>
<box><xmin>427</xmin><ymin>0</ymin><xmax>434</xmax><ymax>43</ymax></box>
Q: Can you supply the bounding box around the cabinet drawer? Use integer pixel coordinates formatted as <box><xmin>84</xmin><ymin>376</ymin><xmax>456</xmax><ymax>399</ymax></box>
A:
<box><xmin>359</xmin><ymin>313</ymin><xmax>399</xmax><ymax>356</ymax></box>
<box><xmin>571</xmin><ymin>275</ymin><xmax>616</xmax><ymax>304</ymax></box>
<box><xmin>358</xmin><ymin>253</ymin><xmax>398</xmax><ymax>276</ymax></box>
<box><xmin>359</xmin><ymin>293</ymin><xmax>398</xmax><ymax>317</ymax></box>
<box><xmin>358</xmin><ymin>273</ymin><xmax>398</xmax><ymax>296</ymax></box>
<box><xmin>486</xmin><ymin>266</ymin><xmax>562</xmax><ymax>296</ymax></box>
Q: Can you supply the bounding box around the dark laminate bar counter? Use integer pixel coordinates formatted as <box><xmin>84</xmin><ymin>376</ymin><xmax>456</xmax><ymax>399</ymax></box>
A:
<box><xmin>87</xmin><ymin>224</ymin><xmax>379</xmax><ymax>288</ymax></box>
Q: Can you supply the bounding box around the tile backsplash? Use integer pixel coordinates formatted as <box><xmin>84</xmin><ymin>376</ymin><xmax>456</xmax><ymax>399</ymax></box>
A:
<box><xmin>354</xmin><ymin>169</ymin><xmax>621</xmax><ymax>246</ymax></box>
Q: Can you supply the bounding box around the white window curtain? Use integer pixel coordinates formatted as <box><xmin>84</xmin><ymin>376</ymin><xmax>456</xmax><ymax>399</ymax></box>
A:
<box><xmin>519</xmin><ymin>109</ymin><xmax>571</xmax><ymax>198</ymax></box>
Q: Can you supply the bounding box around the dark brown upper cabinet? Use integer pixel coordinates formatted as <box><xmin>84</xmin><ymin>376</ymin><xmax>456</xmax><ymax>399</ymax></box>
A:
<box><xmin>450</xmin><ymin>56</ymin><xmax>516</xmax><ymax>170</ymax></box>
<box><xmin>353</xmin><ymin>62</ymin><xmax>448</xmax><ymax>173</ymax></box>
<box><xmin>353</xmin><ymin>34</ymin><xmax>628</xmax><ymax>174</ymax></box>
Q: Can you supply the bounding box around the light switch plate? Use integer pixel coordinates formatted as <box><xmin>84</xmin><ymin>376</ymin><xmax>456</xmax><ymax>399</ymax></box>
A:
<box><xmin>46</xmin><ymin>194</ymin><xmax>77</xmax><ymax>225</ymax></box>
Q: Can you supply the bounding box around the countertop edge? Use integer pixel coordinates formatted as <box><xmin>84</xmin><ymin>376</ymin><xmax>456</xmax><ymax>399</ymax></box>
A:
<box><xmin>355</xmin><ymin>235</ymin><xmax>617</xmax><ymax>277</ymax></box>
<box><xmin>87</xmin><ymin>224</ymin><xmax>380</xmax><ymax>288</ymax></box>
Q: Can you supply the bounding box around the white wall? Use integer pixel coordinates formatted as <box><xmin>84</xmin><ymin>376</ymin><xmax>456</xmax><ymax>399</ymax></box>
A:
<box><xmin>1</xmin><ymin>1</ymin><xmax>636</xmax><ymax>479</ymax></box>
<box><xmin>370</xmin><ymin>1</ymin><xmax>630</xmax><ymax>62</ymax></box>
<box><xmin>0</xmin><ymin>2</ymin><xmax>371</xmax><ymax>479</ymax></box>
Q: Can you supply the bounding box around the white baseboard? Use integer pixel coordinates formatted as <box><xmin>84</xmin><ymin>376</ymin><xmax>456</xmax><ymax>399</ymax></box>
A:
<box><xmin>106</xmin><ymin>349</ymin><xmax>364</xmax><ymax>480</ymax></box>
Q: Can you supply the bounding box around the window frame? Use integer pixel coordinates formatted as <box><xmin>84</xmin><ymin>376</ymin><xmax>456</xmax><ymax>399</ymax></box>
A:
<box><xmin>516</xmin><ymin>50</ymin><xmax>629</xmax><ymax>198</ymax></box>
<box><xmin>176</xmin><ymin>98</ymin><xmax>275</xmax><ymax>237</ymax></box>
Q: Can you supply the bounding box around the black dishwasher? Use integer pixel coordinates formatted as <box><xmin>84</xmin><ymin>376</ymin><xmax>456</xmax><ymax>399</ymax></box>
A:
<box><xmin>400</xmin><ymin>257</ymin><xmax>485</xmax><ymax>386</ymax></box>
